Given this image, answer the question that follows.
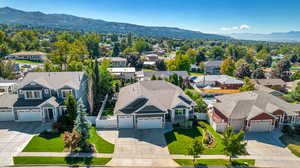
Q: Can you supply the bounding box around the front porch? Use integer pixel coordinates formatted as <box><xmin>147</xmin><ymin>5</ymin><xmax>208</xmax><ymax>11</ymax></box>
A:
<box><xmin>169</xmin><ymin>107</ymin><xmax>194</xmax><ymax>123</ymax></box>
<box><xmin>275</xmin><ymin>113</ymin><xmax>300</xmax><ymax>127</ymax></box>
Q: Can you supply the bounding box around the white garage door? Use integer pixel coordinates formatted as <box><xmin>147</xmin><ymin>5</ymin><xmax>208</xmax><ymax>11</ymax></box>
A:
<box><xmin>0</xmin><ymin>109</ymin><xmax>14</xmax><ymax>121</ymax></box>
<box><xmin>118</xmin><ymin>115</ymin><xmax>133</xmax><ymax>128</ymax></box>
<box><xmin>137</xmin><ymin>117</ymin><xmax>162</xmax><ymax>129</ymax></box>
<box><xmin>18</xmin><ymin>109</ymin><xmax>42</xmax><ymax>121</ymax></box>
<box><xmin>249</xmin><ymin>120</ymin><xmax>273</xmax><ymax>132</ymax></box>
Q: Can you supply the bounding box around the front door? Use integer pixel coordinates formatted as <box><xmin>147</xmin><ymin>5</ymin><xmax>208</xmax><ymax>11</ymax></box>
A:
<box><xmin>44</xmin><ymin>108</ymin><xmax>55</xmax><ymax>121</ymax></box>
<box><xmin>48</xmin><ymin>109</ymin><xmax>54</xmax><ymax>120</ymax></box>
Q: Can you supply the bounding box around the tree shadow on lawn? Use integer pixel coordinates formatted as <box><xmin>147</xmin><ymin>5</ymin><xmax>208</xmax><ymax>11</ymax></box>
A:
<box><xmin>38</xmin><ymin>131</ymin><xmax>61</xmax><ymax>140</ymax></box>
<box><xmin>193</xmin><ymin>161</ymin><xmax>251</xmax><ymax>168</ymax></box>
<box><xmin>65</xmin><ymin>156</ymin><xmax>92</xmax><ymax>166</ymax></box>
<box><xmin>164</xmin><ymin>126</ymin><xmax>202</xmax><ymax>144</ymax></box>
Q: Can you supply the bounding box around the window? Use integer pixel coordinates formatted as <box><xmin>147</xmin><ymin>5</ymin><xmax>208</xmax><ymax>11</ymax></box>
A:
<box><xmin>175</xmin><ymin>109</ymin><xmax>185</xmax><ymax>115</ymax></box>
<box><xmin>25</xmin><ymin>90</ymin><xmax>42</xmax><ymax>99</ymax></box>
<box><xmin>44</xmin><ymin>89</ymin><xmax>49</xmax><ymax>94</ymax></box>
<box><xmin>61</xmin><ymin>89</ymin><xmax>73</xmax><ymax>98</ymax></box>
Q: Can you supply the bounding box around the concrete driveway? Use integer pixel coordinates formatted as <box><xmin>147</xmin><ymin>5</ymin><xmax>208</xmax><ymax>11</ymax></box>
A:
<box><xmin>246</xmin><ymin>130</ymin><xmax>300</xmax><ymax>168</ymax></box>
<box><xmin>0</xmin><ymin>122</ymin><xmax>43</xmax><ymax>166</ymax></box>
<box><xmin>98</xmin><ymin>128</ymin><xmax>178</xmax><ymax>167</ymax></box>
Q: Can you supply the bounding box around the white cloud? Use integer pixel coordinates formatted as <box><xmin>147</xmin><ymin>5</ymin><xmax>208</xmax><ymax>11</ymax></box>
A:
<box><xmin>221</xmin><ymin>24</ymin><xmax>251</xmax><ymax>31</ymax></box>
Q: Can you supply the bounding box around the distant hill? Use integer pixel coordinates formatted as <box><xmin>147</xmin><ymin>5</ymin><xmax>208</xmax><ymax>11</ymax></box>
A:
<box><xmin>0</xmin><ymin>7</ymin><xmax>229</xmax><ymax>40</ymax></box>
<box><xmin>229</xmin><ymin>31</ymin><xmax>300</xmax><ymax>42</ymax></box>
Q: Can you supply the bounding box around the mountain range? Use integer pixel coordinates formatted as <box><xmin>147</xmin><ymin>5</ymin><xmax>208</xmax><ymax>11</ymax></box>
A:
<box><xmin>0</xmin><ymin>7</ymin><xmax>229</xmax><ymax>40</ymax></box>
<box><xmin>229</xmin><ymin>31</ymin><xmax>300</xmax><ymax>42</ymax></box>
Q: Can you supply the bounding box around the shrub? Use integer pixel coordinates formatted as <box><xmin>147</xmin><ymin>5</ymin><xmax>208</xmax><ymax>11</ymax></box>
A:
<box><xmin>282</xmin><ymin>125</ymin><xmax>294</xmax><ymax>136</ymax></box>
<box><xmin>294</xmin><ymin>125</ymin><xmax>300</xmax><ymax>135</ymax></box>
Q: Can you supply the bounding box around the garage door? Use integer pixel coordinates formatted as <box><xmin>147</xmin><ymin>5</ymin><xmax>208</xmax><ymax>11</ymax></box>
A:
<box><xmin>118</xmin><ymin>115</ymin><xmax>133</xmax><ymax>128</ymax></box>
<box><xmin>249</xmin><ymin>120</ymin><xmax>273</xmax><ymax>132</ymax></box>
<box><xmin>0</xmin><ymin>109</ymin><xmax>14</xmax><ymax>121</ymax></box>
<box><xmin>137</xmin><ymin>117</ymin><xmax>162</xmax><ymax>129</ymax></box>
<box><xmin>17</xmin><ymin>110</ymin><xmax>42</xmax><ymax>121</ymax></box>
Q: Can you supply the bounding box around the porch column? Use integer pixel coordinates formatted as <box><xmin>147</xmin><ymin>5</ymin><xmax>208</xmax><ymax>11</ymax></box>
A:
<box><xmin>171</xmin><ymin>109</ymin><xmax>175</xmax><ymax>123</ymax></box>
<box><xmin>185</xmin><ymin>108</ymin><xmax>189</xmax><ymax>120</ymax></box>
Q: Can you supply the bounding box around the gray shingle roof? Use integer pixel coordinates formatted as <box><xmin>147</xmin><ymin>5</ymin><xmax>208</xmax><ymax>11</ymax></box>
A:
<box><xmin>205</xmin><ymin>61</ymin><xmax>223</xmax><ymax>67</ymax></box>
<box><xmin>213</xmin><ymin>91</ymin><xmax>300</xmax><ymax>119</ymax></box>
<box><xmin>114</xmin><ymin>80</ymin><xmax>196</xmax><ymax>115</ymax></box>
<box><xmin>13</xmin><ymin>96</ymin><xmax>60</xmax><ymax>107</ymax></box>
<box><xmin>143</xmin><ymin>71</ymin><xmax>189</xmax><ymax>79</ymax></box>
<box><xmin>255</xmin><ymin>79</ymin><xmax>286</xmax><ymax>86</ymax></box>
<box><xmin>18</xmin><ymin>72</ymin><xmax>85</xmax><ymax>90</ymax></box>
<box><xmin>0</xmin><ymin>94</ymin><xmax>18</xmax><ymax>108</ymax></box>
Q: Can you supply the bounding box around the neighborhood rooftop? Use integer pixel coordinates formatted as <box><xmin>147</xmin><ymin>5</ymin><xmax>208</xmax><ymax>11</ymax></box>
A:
<box><xmin>191</xmin><ymin>75</ymin><xmax>243</xmax><ymax>84</ymax></box>
<box><xmin>143</xmin><ymin>71</ymin><xmax>189</xmax><ymax>79</ymax></box>
<box><xmin>18</xmin><ymin>72</ymin><xmax>85</xmax><ymax>90</ymax></box>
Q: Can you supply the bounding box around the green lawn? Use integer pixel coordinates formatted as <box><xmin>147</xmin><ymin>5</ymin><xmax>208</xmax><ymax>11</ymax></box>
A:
<box><xmin>13</xmin><ymin>60</ymin><xmax>44</xmax><ymax>64</ymax></box>
<box><xmin>14</xmin><ymin>156</ymin><xmax>111</xmax><ymax>165</ymax></box>
<box><xmin>143</xmin><ymin>69</ymin><xmax>156</xmax><ymax>72</ymax></box>
<box><xmin>23</xmin><ymin>127</ymin><xmax>114</xmax><ymax>153</ymax></box>
<box><xmin>22</xmin><ymin>132</ymin><xmax>64</xmax><ymax>152</ymax></box>
<box><xmin>190</xmin><ymin>72</ymin><xmax>204</xmax><ymax>76</ymax></box>
<box><xmin>280</xmin><ymin>135</ymin><xmax>300</xmax><ymax>157</ymax></box>
<box><xmin>87</xmin><ymin>127</ymin><xmax>115</xmax><ymax>153</ymax></box>
<box><xmin>102</xmin><ymin>108</ymin><xmax>114</xmax><ymax>116</ymax></box>
<box><xmin>164</xmin><ymin>121</ymin><xmax>225</xmax><ymax>155</ymax></box>
<box><xmin>174</xmin><ymin>159</ymin><xmax>255</xmax><ymax>166</ymax></box>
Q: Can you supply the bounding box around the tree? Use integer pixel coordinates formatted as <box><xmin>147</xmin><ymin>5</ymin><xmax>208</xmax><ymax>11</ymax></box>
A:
<box><xmin>292</xmin><ymin>72</ymin><xmax>300</xmax><ymax>81</ymax></box>
<box><xmin>151</xmin><ymin>75</ymin><xmax>157</xmax><ymax>80</ymax></box>
<box><xmin>257</xmin><ymin>48</ymin><xmax>270</xmax><ymax>60</ymax></box>
<box><xmin>99</xmin><ymin>59</ymin><xmax>113</xmax><ymax>97</ymax></box>
<box><xmin>234</xmin><ymin>63</ymin><xmax>252</xmax><ymax>79</ymax></box>
<box><xmin>272</xmin><ymin>59</ymin><xmax>291</xmax><ymax>81</ymax></box>
<box><xmin>239</xmin><ymin>77</ymin><xmax>255</xmax><ymax>92</ymax></box>
<box><xmin>186</xmin><ymin>48</ymin><xmax>197</xmax><ymax>64</ymax></box>
<box><xmin>0</xmin><ymin>61</ymin><xmax>16</xmax><ymax>79</ymax></box>
<box><xmin>112</xmin><ymin>43</ymin><xmax>120</xmax><ymax>57</ymax></box>
<box><xmin>207</xmin><ymin>46</ymin><xmax>225</xmax><ymax>60</ymax></box>
<box><xmin>83</xmin><ymin>33</ymin><xmax>101</xmax><ymax>58</ymax></box>
<box><xmin>196</xmin><ymin>47</ymin><xmax>206</xmax><ymax>64</ymax></box>
<box><xmin>261</xmin><ymin>55</ymin><xmax>272</xmax><ymax>67</ymax></box>
<box><xmin>64</xmin><ymin>94</ymin><xmax>77</xmax><ymax>126</ymax></box>
<box><xmin>133</xmin><ymin>39</ymin><xmax>151</xmax><ymax>54</ymax></box>
<box><xmin>222</xmin><ymin>127</ymin><xmax>247</xmax><ymax>162</ymax></box>
<box><xmin>175</xmin><ymin>54</ymin><xmax>191</xmax><ymax>71</ymax></box>
<box><xmin>252</xmin><ymin>68</ymin><xmax>266</xmax><ymax>79</ymax></box>
<box><xmin>92</xmin><ymin>60</ymin><xmax>101</xmax><ymax>115</ymax></box>
<box><xmin>155</xmin><ymin>60</ymin><xmax>167</xmax><ymax>71</ymax></box>
<box><xmin>74</xmin><ymin>99</ymin><xmax>91</xmax><ymax>141</ymax></box>
<box><xmin>292</xmin><ymin>82</ymin><xmax>300</xmax><ymax>101</ymax></box>
<box><xmin>194</xmin><ymin>98</ymin><xmax>208</xmax><ymax>113</ymax></box>
<box><xmin>64</xmin><ymin>130</ymin><xmax>81</xmax><ymax>152</ymax></box>
<box><xmin>186</xmin><ymin>139</ymin><xmax>204</xmax><ymax>165</ymax></box>
<box><xmin>127</xmin><ymin>33</ymin><xmax>132</xmax><ymax>46</ymax></box>
<box><xmin>220</xmin><ymin>58</ymin><xmax>235</xmax><ymax>76</ymax></box>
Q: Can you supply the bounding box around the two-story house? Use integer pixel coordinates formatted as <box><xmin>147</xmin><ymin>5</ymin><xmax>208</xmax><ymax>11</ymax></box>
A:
<box><xmin>0</xmin><ymin>72</ymin><xmax>89</xmax><ymax>122</ymax></box>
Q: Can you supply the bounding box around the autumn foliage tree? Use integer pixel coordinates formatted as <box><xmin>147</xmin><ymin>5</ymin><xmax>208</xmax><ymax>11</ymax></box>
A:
<box><xmin>220</xmin><ymin>58</ymin><xmax>235</xmax><ymax>76</ymax></box>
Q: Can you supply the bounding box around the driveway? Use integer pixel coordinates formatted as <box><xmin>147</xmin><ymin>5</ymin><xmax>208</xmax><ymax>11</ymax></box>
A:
<box><xmin>246</xmin><ymin>130</ymin><xmax>300</xmax><ymax>168</ymax></box>
<box><xmin>98</xmin><ymin>128</ymin><xmax>178</xmax><ymax>167</ymax></box>
<box><xmin>0</xmin><ymin>122</ymin><xmax>43</xmax><ymax>166</ymax></box>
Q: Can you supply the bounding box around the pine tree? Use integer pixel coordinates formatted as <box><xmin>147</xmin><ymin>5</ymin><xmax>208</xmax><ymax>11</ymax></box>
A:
<box><xmin>74</xmin><ymin>99</ymin><xmax>91</xmax><ymax>141</ymax></box>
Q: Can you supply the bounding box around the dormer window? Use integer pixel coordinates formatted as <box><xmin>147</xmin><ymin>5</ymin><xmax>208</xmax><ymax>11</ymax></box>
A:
<box><xmin>61</xmin><ymin>89</ymin><xmax>73</xmax><ymax>98</ymax></box>
<box><xmin>44</xmin><ymin>89</ymin><xmax>49</xmax><ymax>94</ymax></box>
<box><xmin>25</xmin><ymin>90</ymin><xmax>42</xmax><ymax>99</ymax></box>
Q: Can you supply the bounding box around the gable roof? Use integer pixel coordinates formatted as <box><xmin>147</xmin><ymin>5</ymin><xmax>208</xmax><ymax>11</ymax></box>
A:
<box><xmin>0</xmin><ymin>94</ymin><xmax>18</xmax><ymax>108</ymax></box>
<box><xmin>255</xmin><ymin>79</ymin><xmax>286</xmax><ymax>86</ymax></box>
<box><xmin>143</xmin><ymin>71</ymin><xmax>189</xmax><ymax>79</ymax></box>
<box><xmin>191</xmin><ymin>75</ymin><xmax>243</xmax><ymax>85</ymax></box>
<box><xmin>18</xmin><ymin>72</ymin><xmax>85</xmax><ymax>90</ymax></box>
<box><xmin>213</xmin><ymin>91</ymin><xmax>300</xmax><ymax>119</ymax></box>
<box><xmin>205</xmin><ymin>61</ymin><xmax>223</xmax><ymax>67</ymax></box>
<box><xmin>114</xmin><ymin>80</ymin><xmax>196</xmax><ymax>115</ymax></box>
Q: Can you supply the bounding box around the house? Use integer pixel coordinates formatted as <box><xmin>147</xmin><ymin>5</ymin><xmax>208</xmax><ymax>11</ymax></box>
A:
<box><xmin>98</xmin><ymin>57</ymin><xmax>127</xmax><ymax>67</ymax></box>
<box><xmin>139</xmin><ymin>71</ymin><xmax>189</xmax><ymax>81</ymax></box>
<box><xmin>145</xmin><ymin>54</ymin><xmax>159</xmax><ymax>62</ymax></box>
<box><xmin>252</xmin><ymin>79</ymin><xmax>286</xmax><ymax>92</ymax></box>
<box><xmin>113</xmin><ymin>80</ymin><xmax>196</xmax><ymax>129</ymax></box>
<box><xmin>6</xmin><ymin>51</ymin><xmax>47</xmax><ymax>62</ymax></box>
<box><xmin>108</xmin><ymin>67</ymin><xmax>136</xmax><ymax>80</ymax></box>
<box><xmin>190</xmin><ymin>75</ymin><xmax>243</xmax><ymax>89</ymax></box>
<box><xmin>204</xmin><ymin>61</ymin><xmax>222</xmax><ymax>75</ymax></box>
<box><xmin>210</xmin><ymin>91</ymin><xmax>300</xmax><ymax>132</ymax></box>
<box><xmin>0</xmin><ymin>80</ymin><xmax>17</xmax><ymax>94</ymax></box>
<box><xmin>0</xmin><ymin>72</ymin><xmax>89</xmax><ymax>122</ymax></box>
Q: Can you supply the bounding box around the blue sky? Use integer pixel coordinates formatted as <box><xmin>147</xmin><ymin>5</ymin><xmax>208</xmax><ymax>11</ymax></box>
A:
<box><xmin>0</xmin><ymin>0</ymin><xmax>300</xmax><ymax>34</ymax></box>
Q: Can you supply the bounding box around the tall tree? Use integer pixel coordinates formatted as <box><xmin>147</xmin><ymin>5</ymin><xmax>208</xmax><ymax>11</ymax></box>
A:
<box><xmin>64</xmin><ymin>94</ymin><xmax>77</xmax><ymax>126</ymax></box>
<box><xmin>92</xmin><ymin>60</ymin><xmax>101</xmax><ymax>115</ymax></box>
<box><xmin>207</xmin><ymin>46</ymin><xmax>225</xmax><ymax>60</ymax></box>
<box><xmin>220</xmin><ymin>58</ymin><xmax>235</xmax><ymax>76</ymax></box>
<box><xmin>112</xmin><ymin>43</ymin><xmax>120</xmax><ymax>57</ymax></box>
<box><xmin>272</xmin><ymin>59</ymin><xmax>291</xmax><ymax>81</ymax></box>
<box><xmin>252</xmin><ymin>68</ymin><xmax>265</xmax><ymax>79</ymax></box>
<box><xmin>234</xmin><ymin>63</ymin><xmax>252</xmax><ymax>79</ymax></box>
<box><xmin>187</xmin><ymin>139</ymin><xmax>204</xmax><ymax>165</ymax></box>
<box><xmin>222</xmin><ymin>127</ymin><xmax>247</xmax><ymax>162</ymax></box>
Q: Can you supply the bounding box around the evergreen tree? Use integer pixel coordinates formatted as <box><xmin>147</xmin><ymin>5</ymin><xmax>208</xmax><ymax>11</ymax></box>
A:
<box><xmin>64</xmin><ymin>94</ymin><xmax>77</xmax><ymax>126</ymax></box>
<box><xmin>74</xmin><ymin>99</ymin><xmax>91</xmax><ymax>141</ymax></box>
<box><xmin>92</xmin><ymin>60</ymin><xmax>101</xmax><ymax>115</ymax></box>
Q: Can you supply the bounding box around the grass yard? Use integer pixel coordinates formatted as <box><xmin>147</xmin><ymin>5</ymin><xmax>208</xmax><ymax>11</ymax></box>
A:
<box><xmin>13</xmin><ymin>60</ymin><xmax>43</xmax><ymax>64</ymax></box>
<box><xmin>23</xmin><ymin>127</ymin><xmax>114</xmax><ymax>153</ymax></box>
<box><xmin>102</xmin><ymin>108</ymin><xmax>114</xmax><ymax>116</ymax></box>
<box><xmin>142</xmin><ymin>69</ymin><xmax>156</xmax><ymax>72</ymax></box>
<box><xmin>14</xmin><ymin>156</ymin><xmax>111</xmax><ymax>165</ymax></box>
<box><xmin>280</xmin><ymin>135</ymin><xmax>300</xmax><ymax>157</ymax></box>
<box><xmin>22</xmin><ymin>132</ymin><xmax>64</xmax><ymax>152</ymax></box>
<box><xmin>164</xmin><ymin>121</ymin><xmax>225</xmax><ymax>155</ymax></box>
<box><xmin>87</xmin><ymin>127</ymin><xmax>115</xmax><ymax>153</ymax></box>
<box><xmin>174</xmin><ymin>159</ymin><xmax>255</xmax><ymax>166</ymax></box>
<box><xmin>190</xmin><ymin>72</ymin><xmax>204</xmax><ymax>76</ymax></box>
